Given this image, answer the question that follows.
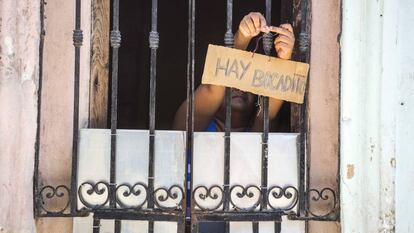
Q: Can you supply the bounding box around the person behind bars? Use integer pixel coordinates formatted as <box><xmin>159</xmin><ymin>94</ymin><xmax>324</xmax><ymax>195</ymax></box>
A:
<box><xmin>173</xmin><ymin>12</ymin><xmax>295</xmax><ymax>132</ymax></box>
<box><xmin>176</xmin><ymin>13</ymin><xmax>295</xmax><ymax>232</ymax></box>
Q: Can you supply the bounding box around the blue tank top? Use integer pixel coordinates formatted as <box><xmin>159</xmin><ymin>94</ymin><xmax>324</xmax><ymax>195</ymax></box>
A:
<box><xmin>206</xmin><ymin>120</ymin><xmax>217</xmax><ymax>132</ymax></box>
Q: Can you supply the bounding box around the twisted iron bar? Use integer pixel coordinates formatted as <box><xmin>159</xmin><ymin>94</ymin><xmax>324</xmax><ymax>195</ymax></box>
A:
<box><xmin>115</xmin><ymin>183</ymin><xmax>149</xmax><ymax>209</ymax></box>
<box><xmin>39</xmin><ymin>185</ymin><xmax>71</xmax><ymax>214</ymax></box>
<box><xmin>153</xmin><ymin>185</ymin><xmax>185</xmax><ymax>210</ymax></box>
<box><xmin>193</xmin><ymin>185</ymin><xmax>225</xmax><ymax>211</ymax></box>
<box><xmin>78</xmin><ymin>181</ymin><xmax>110</xmax><ymax>209</ymax></box>
<box><xmin>229</xmin><ymin>185</ymin><xmax>261</xmax><ymax>212</ymax></box>
<box><xmin>267</xmin><ymin>186</ymin><xmax>299</xmax><ymax>212</ymax></box>
<box><xmin>262</xmin><ymin>32</ymin><xmax>274</xmax><ymax>55</ymax></box>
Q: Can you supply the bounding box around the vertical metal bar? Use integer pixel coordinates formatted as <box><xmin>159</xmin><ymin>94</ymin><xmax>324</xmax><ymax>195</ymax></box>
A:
<box><xmin>260</xmin><ymin>97</ymin><xmax>269</xmax><ymax>210</ymax></box>
<box><xmin>263</xmin><ymin>0</ymin><xmax>273</xmax><ymax>56</ymax></box>
<box><xmin>224</xmin><ymin>1</ymin><xmax>234</xmax><ymax>233</ymax></box>
<box><xmin>298</xmin><ymin>134</ymin><xmax>307</xmax><ymax>216</ymax></box>
<box><xmin>280</xmin><ymin>0</ymin><xmax>293</xmax><ymax>24</ymax></box>
<box><xmin>290</xmin><ymin>0</ymin><xmax>306</xmax><ymax>217</ymax></box>
<box><xmin>187</xmin><ymin>0</ymin><xmax>196</xmax><ymax>231</ymax></box>
<box><xmin>148</xmin><ymin>0</ymin><xmax>159</xmax><ymax>232</ymax></box>
<box><xmin>33</xmin><ymin>0</ymin><xmax>46</xmax><ymax>217</ymax></box>
<box><xmin>301</xmin><ymin>0</ymin><xmax>312</xmax><ymax>219</ymax></box>
<box><xmin>274</xmin><ymin>222</ymin><xmax>281</xmax><ymax>233</ymax></box>
<box><xmin>225</xmin><ymin>0</ymin><xmax>234</xmax><ymax>48</ymax></box>
<box><xmin>298</xmin><ymin>0</ymin><xmax>310</xmax><ymax>217</ymax></box>
<box><xmin>299</xmin><ymin>0</ymin><xmax>309</xmax><ymax>57</ymax></box>
<box><xmin>109</xmin><ymin>0</ymin><xmax>121</xmax><ymax>232</ymax></box>
<box><xmin>252</xmin><ymin>222</ymin><xmax>259</xmax><ymax>233</ymax></box>
<box><xmin>115</xmin><ymin>220</ymin><xmax>121</xmax><ymax>233</ymax></box>
<box><xmin>260</xmin><ymin>0</ymin><xmax>272</xmax><ymax>213</ymax></box>
<box><xmin>223</xmin><ymin>85</ymin><xmax>231</xmax><ymax>233</ymax></box>
<box><xmin>148</xmin><ymin>221</ymin><xmax>154</xmax><ymax>233</ymax></box>
<box><xmin>70</xmin><ymin>0</ymin><xmax>83</xmax><ymax>215</ymax></box>
<box><xmin>265</xmin><ymin>0</ymin><xmax>272</xmax><ymax>23</ymax></box>
<box><xmin>109</xmin><ymin>0</ymin><xmax>121</xmax><ymax>205</ymax></box>
<box><xmin>93</xmin><ymin>218</ymin><xmax>101</xmax><ymax>233</ymax></box>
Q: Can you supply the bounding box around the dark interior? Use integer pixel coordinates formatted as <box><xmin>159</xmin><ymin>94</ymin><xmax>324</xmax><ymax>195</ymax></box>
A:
<box><xmin>114</xmin><ymin>0</ymin><xmax>290</xmax><ymax>131</ymax></box>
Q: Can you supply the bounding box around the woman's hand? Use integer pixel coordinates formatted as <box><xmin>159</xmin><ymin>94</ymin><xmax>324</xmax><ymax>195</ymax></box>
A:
<box><xmin>235</xmin><ymin>12</ymin><xmax>268</xmax><ymax>50</ymax></box>
<box><xmin>269</xmin><ymin>24</ymin><xmax>295</xmax><ymax>60</ymax></box>
<box><xmin>235</xmin><ymin>13</ymin><xmax>295</xmax><ymax>60</ymax></box>
<box><xmin>238</xmin><ymin>12</ymin><xmax>267</xmax><ymax>39</ymax></box>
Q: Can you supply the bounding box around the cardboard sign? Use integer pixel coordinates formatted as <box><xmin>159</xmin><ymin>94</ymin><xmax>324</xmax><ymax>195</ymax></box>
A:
<box><xmin>201</xmin><ymin>44</ymin><xmax>309</xmax><ymax>104</ymax></box>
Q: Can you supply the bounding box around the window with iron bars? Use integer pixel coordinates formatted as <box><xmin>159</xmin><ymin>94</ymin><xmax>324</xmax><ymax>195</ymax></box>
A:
<box><xmin>33</xmin><ymin>0</ymin><xmax>339</xmax><ymax>232</ymax></box>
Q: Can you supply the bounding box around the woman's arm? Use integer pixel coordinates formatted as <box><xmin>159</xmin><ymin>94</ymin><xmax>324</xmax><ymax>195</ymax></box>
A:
<box><xmin>173</xmin><ymin>84</ymin><xmax>225</xmax><ymax>131</ymax></box>
<box><xmin>173</xmin><ymin>13</ymin><xmax>263</xmax><ymax>131</ymax></box>
<box><xmin>173</xmin><ymin>15</ymin><xmax>295</xmax><ymax>132</ymax></box>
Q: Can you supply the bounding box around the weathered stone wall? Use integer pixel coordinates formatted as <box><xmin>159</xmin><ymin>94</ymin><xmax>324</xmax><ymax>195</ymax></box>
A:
<box><xmin>36</xmin><ymin>0</ymin><xmax>90</xmax><ymax>232</ymax></box>
<box><xmin>308</xmin><ymin>0</ymin><xmax>341</xmax><ymax>232</ymax></box>
<box><xmin>0</xmin><ymin>0</ymin><xmax>90</xmax><ymax>232</ymax></box>
<box><xmin>0</xmin><ymin>0</ymin><xmax>41</xmax><ymax>232</ymax></box>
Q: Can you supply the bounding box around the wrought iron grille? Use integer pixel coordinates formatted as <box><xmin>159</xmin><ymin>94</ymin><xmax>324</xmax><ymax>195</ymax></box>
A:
<box><xmin>33</xmin><ymin>0</ymin><xmax>339</xmax><ymax>232</ymax></box>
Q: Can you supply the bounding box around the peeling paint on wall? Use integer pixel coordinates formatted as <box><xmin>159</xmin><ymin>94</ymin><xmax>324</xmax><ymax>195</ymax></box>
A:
<box><xmin>3</xmin><ymin>36</ymin><xmax>14</xmax><ymax>55</ymax></box>
<box><xmin>346</xmin><ymin>164</ymin><xmax>354</xmax><ymax>179</ymax></box>
<box><xmin>0</xmin><ymin>0</ymin><xmax>41</xmax><ymax>232</ymax></box>
<box><xmin>379</xmin><ymin>210</ymin><xmax>396</xmax><ymax>233</ymax></box>
<box><xmin>390</xmin><ymin>158</ymin><xmax>396</xmax><ymax>168</ymax></box>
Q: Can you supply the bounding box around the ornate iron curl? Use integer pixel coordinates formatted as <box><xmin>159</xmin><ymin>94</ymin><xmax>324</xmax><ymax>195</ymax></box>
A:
<box><xmin>153</xmin><ymin>185</ymin><xmax>185</xmax><ymax>210</ymax></box>
<box><xmin>193</xmin><ymin>185</ymin><xmax>225</xmax><ymax>211</ymax></box>
<box><xmin>78</xmin><ymin>181</ymin><xmax>110</xmax><ymax>209</ymax></box>
<box><xmin>307</xmin><ymin>188</ymin><xmax>337</xmax><ymax>217</ymax></box>
<box><xmin>115</xmin><ymin>183</ymin><xmax>148</xmax><ymax>209</ymax></box>
<box><xmin>39</xmin><ymin>185</ymin><xmax>70</xmax><ymax>214</ymax></box>
<box><xmin>229</xmin><ymin>185</ymin><xmax>261</xmax><ymax>211</ymax></box>
<box><xmin>267</xmin><ymin>186</ymin><xmax>299</xmax><ymax>212</ymax></box>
